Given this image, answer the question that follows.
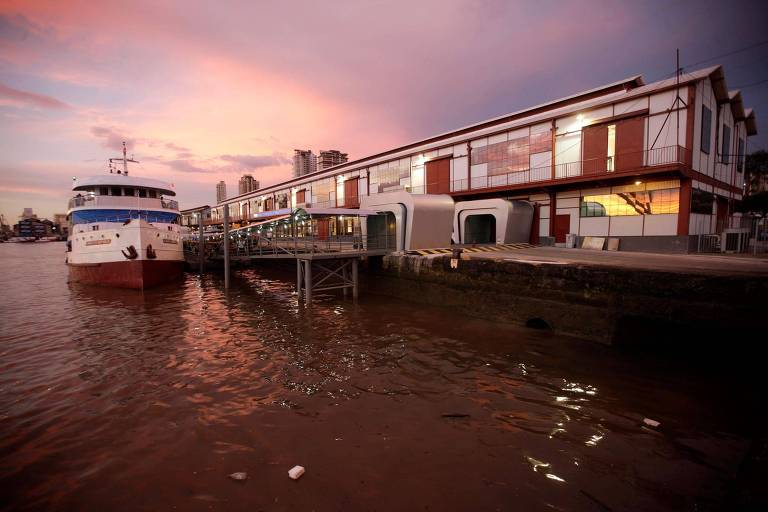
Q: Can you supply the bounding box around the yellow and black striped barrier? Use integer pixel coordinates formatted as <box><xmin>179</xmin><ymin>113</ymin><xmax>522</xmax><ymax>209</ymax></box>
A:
<box><xmin>407</xmin><ymin>243</ymin><xmax>536</xmax><ymax>256</ymax></box>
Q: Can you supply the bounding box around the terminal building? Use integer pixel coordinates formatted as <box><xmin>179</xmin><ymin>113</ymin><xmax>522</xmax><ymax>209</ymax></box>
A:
<box><xmin>183</xmin><ymin>65</ymin><xmax>757</xmax><ymax>253</ymax></box>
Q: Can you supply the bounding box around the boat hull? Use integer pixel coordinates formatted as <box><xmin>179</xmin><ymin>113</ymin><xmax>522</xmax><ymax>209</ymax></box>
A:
<box><xmin>68</xmin><ymin>259</ymin><xmax>184</xmax><ymax>289</ymax></box>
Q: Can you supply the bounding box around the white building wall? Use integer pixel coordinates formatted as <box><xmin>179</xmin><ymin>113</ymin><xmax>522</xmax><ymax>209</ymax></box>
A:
<box><xmin>609</xmin><ymin>216</ymin><xmax>643</xmax><ymax>236</ymax></box>
<box><xmin>643</xmin><ymin>214</ymin><xmax>677</xmax><ymax>235</ymax></box>
<box><xmin>646</xmin><ymin>87</ymin><xmax>687</xmax><ymax>164</ymax></box>
<box><xmin>580</xmin><ymin>217</ymin><xmax>609</xmax><ymax>236</ymax></box>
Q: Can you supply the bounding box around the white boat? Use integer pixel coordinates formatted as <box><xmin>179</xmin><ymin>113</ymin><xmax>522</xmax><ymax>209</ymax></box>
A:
<box><xmin>6</xmin><ymin>237</ymin><xmax>36</xmax><ymax>243</ymax></box>
<box><xmin>66</xmin><ymin>144</ymin><xmax>184</xmax><ymax>289</ymax></box>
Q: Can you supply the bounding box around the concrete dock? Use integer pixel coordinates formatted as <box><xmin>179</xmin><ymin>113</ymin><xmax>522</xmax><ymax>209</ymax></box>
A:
<box><xmin>369</xmin><ymin>247</ymin><xmax>768</xmax><ymax>345</ymax></box>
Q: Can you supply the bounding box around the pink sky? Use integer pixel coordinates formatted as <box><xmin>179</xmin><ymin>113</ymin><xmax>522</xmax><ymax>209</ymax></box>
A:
<box><xmin>1</xmin><ymin>0</ymin><xmax>766</xmax><ymax>221</ymax></box>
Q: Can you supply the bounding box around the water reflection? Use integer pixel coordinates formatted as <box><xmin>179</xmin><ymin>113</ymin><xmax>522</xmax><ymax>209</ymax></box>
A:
<box><xmin>0</xmin><ymin>244</ymin><xmax>760</xmax><ymax>511</ymax></box>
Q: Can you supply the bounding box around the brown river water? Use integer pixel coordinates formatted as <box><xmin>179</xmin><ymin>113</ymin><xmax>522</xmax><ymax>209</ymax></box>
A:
<box><xmin>0</xmin><ymin>243</ymin><xmax>761</xmax><ymax>511</ymax></box>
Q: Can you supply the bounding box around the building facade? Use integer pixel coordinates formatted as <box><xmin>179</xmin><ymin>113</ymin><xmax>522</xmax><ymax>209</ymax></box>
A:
<box><xmin>238</xmin><ymin>174</ymin><xmax>259</xmax><ymax>195</ymax></box>
<box><xmin>185</xmin><ymin>65</ymin><xmax>757</xmax><ymax>252</ymax></box>
<box><xmin>317</xmin><ymin>150</ymin><xmax>349</xmax><ymax>172</ymax></box>
<box><xmin>216</xmin><ymin>180</ymin><xmax>227</xmax><ymax>203</ymax></box>
<box><xmin>15</xmin><ymin>218</ymin><xmax>53</xmax><ymax>238</ymax></box>
<box><xmin>293</xmin><ymin>149</ymin><xmax>317</xmax><ymax>177</ymax></box>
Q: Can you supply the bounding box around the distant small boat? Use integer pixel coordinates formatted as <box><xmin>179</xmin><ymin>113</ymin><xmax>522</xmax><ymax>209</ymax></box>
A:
<box><xmin>7</xmin><ymin>237</ymin><xmax>36</xmax><ymax>243</ymax></box>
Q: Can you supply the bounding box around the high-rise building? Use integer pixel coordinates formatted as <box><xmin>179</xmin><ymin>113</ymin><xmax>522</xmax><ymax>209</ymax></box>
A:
<box><xmin>216</xmin><ymin>181</ymin><xmax>227</xmax><ymax>203</ymax></box>
<box><xmin>317</xmin><ymin>150</ymin><xmax>348</xmax><ymax>171</ymax></box>
<box><xmin>293</xmin><ymin>149</ymin><xmax>317</xmax><ymax>178</ymax></box>
<box><xmin>20</xmin><ymin>208</ymin><xmax>37</xmax><ymax>220</ymax></box>
<box><xmin>53</xmin><ymin>213</ymin><xmax>69</xmax><ymax>238</ymax></box>
<box><xmin>238</xmin><ymin>174</ymin><xmax>259</xmax><ymax>195</ymax></box>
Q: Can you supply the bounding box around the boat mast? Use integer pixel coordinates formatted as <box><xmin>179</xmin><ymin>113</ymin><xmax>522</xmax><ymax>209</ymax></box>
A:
<box><xmin>108</xmin><ymin>141</ymin><xmax>139</xmax><ymax>176</ymax></box>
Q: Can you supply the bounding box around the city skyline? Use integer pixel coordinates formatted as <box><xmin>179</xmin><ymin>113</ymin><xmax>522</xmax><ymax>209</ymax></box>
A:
<box><xmin>2</xmin><ymin>0</ymin><xmax>767</xmax><ymax>220</ymax></box>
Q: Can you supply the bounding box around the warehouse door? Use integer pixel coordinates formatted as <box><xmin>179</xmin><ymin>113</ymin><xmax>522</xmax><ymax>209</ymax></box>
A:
<box><xmin>426</xmin><ymin>158</ymin><xmax>451</xmax><ymax>194</ymax></box>
<box><xmin>554</xmin><ymin>214</ymin><xmax>570</xmax><ymax>243</ymax></box>
<box><xmin>344</xmin><ymin>178</ymin><xmax>359</xmax><ymax>207</ymax></box>
<box><xmin>615</xmin><ymin>116</ymin><xmax>645</xmax><ymax>171</ymax></box>
<box><xmin>317</xmin><ymin>219</ymin><xmax>330</xmax><ymax>241</ymax></box>
<box><xmin>582</xmin><ymin>124</ymin><xmax>609</xmax><ymax>175</ymax></box>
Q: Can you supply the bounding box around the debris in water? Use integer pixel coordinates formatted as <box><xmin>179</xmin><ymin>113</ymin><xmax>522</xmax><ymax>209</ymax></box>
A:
<box><xmin>228</xmin><ymin>472</ymin><xmax>247</xmax><ymax>481</ymax></box>
<box><xmin>441</xmin><ymin>413</ymin><xmax>470</xmax><ymax>418</ymax></box>
<box><xmin>643</xmin><ymin>418</ymin><xmax>660</xmax><ymax>428</ymax></box>
<box><xmin>288</xmin><ymin>465</ymin><xmax>305</xmax><ymax>480</ymax></box>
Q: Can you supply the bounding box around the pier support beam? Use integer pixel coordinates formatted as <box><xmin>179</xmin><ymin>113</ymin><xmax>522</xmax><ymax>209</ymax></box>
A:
<box><xmin>352</xmin><ymin>258</ymin><xmax>359</xmax><ymax>299</ymax></box>
<box><xmin>296</xmin><ymin>259</ymin><xmax>303</xmax><ymax>300</ymax></box>
<box><xmin>296</xmin><ymin>256</ymin><xmax>359</xmax><ymax>304</ymax></box>
<box><xmin>198</xmin><ymin>211</ymin><xmax>205</xmax><ymax>274</ymax></box>
<box><xmin>223</xmin><ymin>205</ymin><xmax>230</xmax><ymax>289</ymax></box>
<box><xmin>304</xmin><ymin>259</ymin><xmax>312</xmax><ymax>303</ymax></box>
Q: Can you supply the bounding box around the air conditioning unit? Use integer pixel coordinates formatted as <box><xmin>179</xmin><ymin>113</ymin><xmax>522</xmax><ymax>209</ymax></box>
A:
<box><xmin>721</xmin><ymin>228</ymin><xmax>749</xmax><ymax>253</ymax></box>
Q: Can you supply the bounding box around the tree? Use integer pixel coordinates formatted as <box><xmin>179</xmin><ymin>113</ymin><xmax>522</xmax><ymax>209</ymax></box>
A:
<box><xmin>745</xmin><ymin>150</ymin><xmax>768</xmax><ymax>195</ymax></box>
<box><xmin>739</xmin><ymin>191</ymin><xmax>768</xmax><ymax>216</ymax></box>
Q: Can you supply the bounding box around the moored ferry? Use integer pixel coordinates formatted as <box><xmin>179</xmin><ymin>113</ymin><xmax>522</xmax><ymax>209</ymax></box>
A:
<box><xmin>66</xmin><ymin>145</ymin><xmax>184</xmax><ymax>289</ymax></box>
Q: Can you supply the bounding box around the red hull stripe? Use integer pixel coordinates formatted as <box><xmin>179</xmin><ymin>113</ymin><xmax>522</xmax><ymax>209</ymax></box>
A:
<box><xmin>68</xmin><ymin>260</ymin><xmax>184</xmax><ymax>289</ymax></box>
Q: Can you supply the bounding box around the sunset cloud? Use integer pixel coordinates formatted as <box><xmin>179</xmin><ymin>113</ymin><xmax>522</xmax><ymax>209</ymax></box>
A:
<box><xmin>219</xmin><ymin>153</ymin><xmax>290</xmax><ymax>170</ymax></box>
<box><xmin>90</xmin><ymin>126</ymin><xmax>136</xmax><ymax>152</ymax></box>
<box><xmin>0</xmin><ymin>0</ymin><xmax>765</xmax><ymax>220</ymax></box>
<box><xmin>0</xmin><ymin>82</ymin><xmax>70</xmax><ymax>109</ymax></box>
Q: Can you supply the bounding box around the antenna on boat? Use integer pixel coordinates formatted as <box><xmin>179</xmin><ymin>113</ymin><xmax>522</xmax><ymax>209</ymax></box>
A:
<box><xmin>108</xmin><ymin>141</ymin><xmax>139</xmax><ymax>176</ymax></box>
<box><xmin>122</xmin><ymin>141</ymin><xmax>128</xmax><ymax>175</ymax></box>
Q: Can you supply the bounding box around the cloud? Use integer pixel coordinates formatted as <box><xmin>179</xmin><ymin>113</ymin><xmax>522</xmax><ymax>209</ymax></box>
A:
<box><xmin>219</xmin><ymin>153</ymin><xmax>290</xmax><ymax>170</ymax></box>
<box><xmin>0</xmin><ymin>82</ymin><xmax>70</xmax><ymax>109</ymax></box>
<box><xmin>165</xmin><ymin>142</ymin><xmax>190</xmax><ymax>152</ymax></box>
<box><xmin>164</xmin><ymin>159</ymin><xmax>211</xmax><ymax>173</ymax></box>
<box><xmin>90</xmin><ymin>126</ymin><xmax>136</xmax><ymax>151</ymax></box>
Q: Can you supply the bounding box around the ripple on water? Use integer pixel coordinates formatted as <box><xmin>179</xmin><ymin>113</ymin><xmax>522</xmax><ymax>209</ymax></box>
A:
<box><xmin>0</xmin><ymin>243</ymin><xmax>758</xmax><ymax>511</ymax></box>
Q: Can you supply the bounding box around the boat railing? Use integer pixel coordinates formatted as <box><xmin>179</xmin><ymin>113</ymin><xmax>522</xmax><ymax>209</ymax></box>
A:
<box><xmin>68</xmin><ymin>195</ymin><xmax>179</xmax><ymax>211</ymax></box>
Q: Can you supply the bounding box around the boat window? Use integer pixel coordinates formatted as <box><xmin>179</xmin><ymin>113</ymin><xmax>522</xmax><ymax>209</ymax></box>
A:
<box><xmin>111</xmin><ymin>187</ymin><xmax>122</xmax><ymax>196</ymax></box>
<box><xmin>138</xmin><ymin>189</ymin><xmax>147</xmax><ymax>198</ymax></box>
<box><xmin>148</xmin><ymin>190</ymin><xmax>157</xmax><ymax>198</ymax></box>
<box><xmin>100</xmin><ymin>187</ymin><xmax>109</xmax><ymax>195</ymax></box>
<box><xmin>124</xmin><ymin>188</ymin><xmax>135</xmax><ymax>196</ymax></box>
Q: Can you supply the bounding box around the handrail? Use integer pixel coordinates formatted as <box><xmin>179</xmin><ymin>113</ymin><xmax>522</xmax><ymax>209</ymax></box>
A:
<box><xmin>68</xmin><ymin>195</ymin><xmax>179</xmax><ymax>211</ymax></box>
<box><xmin>421</xmin><ymin>145</ymin><xmax>690</xmax><ymax>193</ymax></box>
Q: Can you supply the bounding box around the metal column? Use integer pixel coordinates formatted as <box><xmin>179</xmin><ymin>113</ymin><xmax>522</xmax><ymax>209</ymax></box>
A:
<box><xmin>198</xmin><ymin>210</ymin><xmax>205</xmax><ymax>274</ymax></box>
<box><xmin>304</xmin><ymin>259</ymin><xmax>312</xmax><ymax>303</ymax></box>
<box><xmin>296</xmin><ymin>259</ymin><xmax>303</xmax><ymax>300</ymax></box>
<box><xmin>352</xmin><ymin>258</ymin><xmax>359</xmax><ymax>299</ymax></box>
<box><xmin>223</xmin><ymin>204</ymin><xmax>230</xmax><ymax>289</ymax></box>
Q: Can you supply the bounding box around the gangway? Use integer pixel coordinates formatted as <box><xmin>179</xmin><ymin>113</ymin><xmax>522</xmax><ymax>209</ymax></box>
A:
<box><xmin>184</xmin><ymin>207</ymin><xmax>395</xmax><ymax>302</ymax></box>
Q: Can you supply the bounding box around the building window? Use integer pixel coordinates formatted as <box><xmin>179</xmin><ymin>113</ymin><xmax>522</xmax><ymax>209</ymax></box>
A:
<box><xmin>701</xmin><ymin>106</ymin><xmax>712</xmax><ymax>154</ymax></box>
<box><xmin>691</xmin><ymin>189</ymin><xmax>714</xmax><ymax>214</ymax></box>
<box><xmin>472</xmin><ymin>135</ymin><xmax>530</xmax><ymax>176</ymax></box>
<box><xmin>721</xmin><ymin>125</ymin><xmax>731</xmax><ymax>164</ymax></box>
<box><xmin>737</xmin><ymin>138</ymin><xmax>745</xmax><ymax>173</ymax></box>
<box><xmin>581</xmin><ymin>182</ymin><xmax>680</xmax><ymax>217</ymax></box>
<box><xmin>607</xmin><ymin>124</ymin><xmax>616</xmax><ymax>171</ymax></box>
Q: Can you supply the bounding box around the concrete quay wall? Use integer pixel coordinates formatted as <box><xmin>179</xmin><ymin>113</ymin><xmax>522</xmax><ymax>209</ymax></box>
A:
<box><xmin>367</xmin><ymin>255</ymin><xmax>768</xmax><ymax>346</ymax></box>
